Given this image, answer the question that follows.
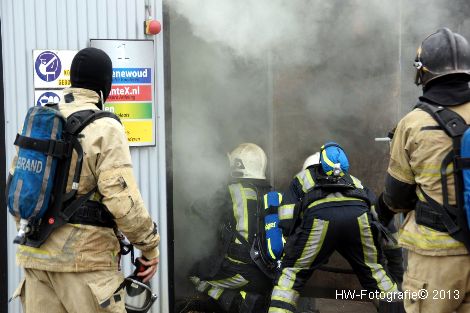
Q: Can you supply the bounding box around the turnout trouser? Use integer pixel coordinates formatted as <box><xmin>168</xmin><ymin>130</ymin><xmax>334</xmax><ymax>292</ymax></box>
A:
<box><xmin>403</xmin><ymin>250</ymin><xmax>470</xmax><ymax>313</ymax></box>
<box><xmin>191</xmin><ymin>257</ymin><xmax>273</xmax><ymax>313</ymax></box>
<box><xmin>11</xmin><ymin>268</ymin><xmax>126</xmax><ymax>313</ymax></box>
<box><xmin>269</xmin><ymin>204</ymin><xmax>398</xmax><ymax>313</ymax></box>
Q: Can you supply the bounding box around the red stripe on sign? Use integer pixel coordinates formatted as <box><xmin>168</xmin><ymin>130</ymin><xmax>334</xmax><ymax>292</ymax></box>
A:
<box><xmin>107</xmin><ymin>85</ymin><xmax>152</xmax><ymax>102</ymax></box>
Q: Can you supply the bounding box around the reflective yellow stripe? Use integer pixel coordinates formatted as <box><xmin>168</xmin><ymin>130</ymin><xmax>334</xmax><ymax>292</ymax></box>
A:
<box><xmin>208</xmin><ymin>286</ymin><xmax>224</xmax><ymax>300</ymax></box>
<box><xmin>278</xmin><ymin>268</ymin><xmax>298</xmax><ymax>289</ymax></box>
<box><xmin>399</xmin><ymin>228</ymin><xmax>464</xmax><ymax>249</ymax></box>
<box><xmin>326</xmin><ymin>170</ymin><xmax>345</xmax><ymax>176</ymax></box>
<box><xmin>264</xmin><ymin>194</ymin><xmax>268</xmax><ymax>209</ymax></box>
<box><xmin>279</xmin><ymin>204</ymin><xmax>295</xmax><ymax>220</ymax></box>
<box><xmin>226</xmin><ymin>256</ymin><xmax>246</xmax><ymax>264</ymax></box>
<box><xmin>417</xmin><ymin>192</ymin><xmax>425</xmax><ymax>201</ymax></box>
<box><xmin>294</xmin><ymin>219</ymin><xmax>329</xmax><ymax>268</ymax></box>
<box><xmin>209</xmin><ymin>274</ymin><xmax>249</xmax><ymax>289</ymax></box>
<box><xmin>240</xmin><ymin>291</ymin><xmax>247</xmax><ymax>299</ymax></box>
<box><xmin>295</xmin><ymin>170</ymin><xmax>315</xmax><ymax>193</ymax></box>
<box><xmin>271</xmin><ymin>286</ymin><xmax>299</xmax><ymax>307</ymax></box>
<box><xmin>350</xmin><ymin>175</ymin><xmax>363</xmax><ymax>189</ymax></box>
<box><xmin>305</xmin><ymin>171</ymin><xmax>315</xmax><ymax>190</ymax></box>
<box><xmin>269</xmin><ymin>308</ymin><xmax>294</xmax><ymax>313</ymax></box>
<box><xmin>18</xmin><ymin>245</ymin><xmax>50</xmax><ymax>256</ymax></box>
<box><xmin>307</xmin><ymin>196</ymin><xmax>365</xmax><ymax>208</ymax></box>
<box><xmin>278</xmin><ymin>219</ymin><xmax>328</xmax><ymax>289</ymax></box>
<box><xmin>245</xmin><ymin>188</ymin><xmax>257</xmax><ymax>200</ymax></box>
<box><xmin>413</xmin><ymin>164</ymin><xmax>453</xmax><ymax>177</ymax></box>
<box><xmin>267</xmin><ymin>238</ymin><xmax>276</xmax><ymax>259</ymax></box>
<box><xmin>357</xmin><ymin>213</ymin><xmax>397</xmax><ymax>293</ymax></box>
<box><xmin>229</xmin><ymin>184</ymin><xmax>249</xmax><ymax>241</ymax></box>
<box><xmin>321</xmin><ymin>149</ymin><xmax>336</xmax><ymax>168</ymax></box>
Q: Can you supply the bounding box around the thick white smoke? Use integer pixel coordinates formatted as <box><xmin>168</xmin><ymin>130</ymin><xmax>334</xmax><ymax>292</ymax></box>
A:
<box><xmin>170</xmin><ymin>0</ymin><xmax>329</xmax><ymax>64</ymax></box>
<box><xmin>169</xmin><ymin>0</ymin><xmax>470</xmax><ymax>302</ymax></box>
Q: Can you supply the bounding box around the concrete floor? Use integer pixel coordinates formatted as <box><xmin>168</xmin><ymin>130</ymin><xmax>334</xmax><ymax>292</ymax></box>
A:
<box><xmin>315</xmin><ymin>299</ymin><xmax>377</xmax><ymax>313</ymax></box>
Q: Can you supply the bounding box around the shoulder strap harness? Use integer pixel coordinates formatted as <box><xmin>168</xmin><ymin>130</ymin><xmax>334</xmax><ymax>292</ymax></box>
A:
<box><xmin>24</xmin><ymin>109</ymin><xmax>121</xmax><ymax>247</ymax></box>
<box><xmin>415</xmin><ymin>101</ymin><xmax>470</xmax><ymax>251</ymax></box>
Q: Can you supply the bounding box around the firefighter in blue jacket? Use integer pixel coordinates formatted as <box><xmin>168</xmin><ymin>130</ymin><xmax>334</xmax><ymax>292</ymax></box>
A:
<box><xmin>269</xmin><ymin>142</ymin><xmax>400</xmax><ymax>313</ymax></box>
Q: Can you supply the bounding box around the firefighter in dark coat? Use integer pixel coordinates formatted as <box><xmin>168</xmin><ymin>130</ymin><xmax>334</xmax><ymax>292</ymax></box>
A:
<box><xmin>269</xmin><ymin>142</ymin><xmax>399</xmax><ymax>313</ymax></box>
<box><xmin>189</xmin><ymin>143</ymin><xmax>274</xmax><ymax>313</ymax></box>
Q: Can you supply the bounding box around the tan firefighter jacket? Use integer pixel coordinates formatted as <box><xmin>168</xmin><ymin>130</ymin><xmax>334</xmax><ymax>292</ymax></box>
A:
<box><xmin>13</xmin><ymin>88</ymin><xmax>160</xmax><ymax>271</ymax></box>
<box><xmin>388</xmin><ymin>102</ymin><xmax>470</xmax><ymax>256</ymax></box>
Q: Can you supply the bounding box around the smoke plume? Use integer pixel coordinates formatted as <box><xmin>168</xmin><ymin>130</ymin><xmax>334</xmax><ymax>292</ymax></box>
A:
<box><xmin>168</xmin><ymin>0</ymin><xmax>470</xmax><ymax>302</ymax></box>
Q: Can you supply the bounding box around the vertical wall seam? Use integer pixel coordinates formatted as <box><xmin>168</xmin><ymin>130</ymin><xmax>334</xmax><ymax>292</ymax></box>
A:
<box><xmin>0</xmin><ymin>17</ymin><xmax>8</xmax><ymax>313</ymax></box>
<box><xmin>11</xmin><ymin>1</ymin><xmax>19</xmax><ymax>127</ymax></box>
<box><xmin>22</xmin><ymin>0</ymin><xmax>31</xmax><ymax>107</ymax></box>
<box><xmin>55</xmin><ymin>0</ymin><xmax>59</xmax><ymax>47</ymax></box>
<box><xmin>75</xmin><ymin>0</ymin><xmax>79</xmax><ymax>48</ymax></box>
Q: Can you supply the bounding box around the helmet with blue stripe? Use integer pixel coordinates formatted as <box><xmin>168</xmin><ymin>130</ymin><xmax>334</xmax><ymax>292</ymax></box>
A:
<box><xmin>320</xmin><ymin>142</ymin><xmax>349</xmax><ymax>176</ymax></box>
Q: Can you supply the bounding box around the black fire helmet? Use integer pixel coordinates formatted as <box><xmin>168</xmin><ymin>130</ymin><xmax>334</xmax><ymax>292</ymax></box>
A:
<box><xmin>414</xmin><ymin>28</ymin><xmax>470</xmax><ymax>86</ymax></box>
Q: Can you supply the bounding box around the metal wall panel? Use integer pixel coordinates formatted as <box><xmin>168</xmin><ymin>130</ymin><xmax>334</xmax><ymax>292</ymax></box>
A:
<box><xmin>0</xmin><ymin>1</ymin><xmax>168</xmax><ymax>312</ymax></box>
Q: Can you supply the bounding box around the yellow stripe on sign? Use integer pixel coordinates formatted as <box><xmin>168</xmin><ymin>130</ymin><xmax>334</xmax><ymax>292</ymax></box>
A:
<box><xmin>122</xmin><ymin>120</ymin><xmax>154</xmax><ymax>144</ymax></box>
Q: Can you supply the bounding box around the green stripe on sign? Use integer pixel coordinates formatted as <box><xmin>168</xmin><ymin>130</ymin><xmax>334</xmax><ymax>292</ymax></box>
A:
<box><xmin>104</xmin><ymin>102</ymin><xmax>153</xmax><ymax>119</ymax></box>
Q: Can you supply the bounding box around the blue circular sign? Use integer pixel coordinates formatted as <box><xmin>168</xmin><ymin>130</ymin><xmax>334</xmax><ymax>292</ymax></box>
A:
<box><xmin>35</xmin><ymin>51</ymin><xmax>62</xmax><ymax>82</ymax></box>
<box><xmin>36</xmin><ymin>92</ymin><xmax>61</xmax><ymax>106</ymax></box>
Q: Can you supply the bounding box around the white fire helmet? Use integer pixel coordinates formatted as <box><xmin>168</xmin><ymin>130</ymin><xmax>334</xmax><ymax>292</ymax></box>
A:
<box><xmin>228</xmin><ymin>143</ymin><xmax>267</xmax><ymax>179</ymax></box>
<box><xmin>302</xmin><ymin>152</ymin><xmax>321</xmax><ymax>171</ymax></box>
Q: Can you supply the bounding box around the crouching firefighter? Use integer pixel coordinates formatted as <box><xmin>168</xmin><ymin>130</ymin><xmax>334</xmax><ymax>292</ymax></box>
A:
<box><xmin>269</xmin><ymin>142</ymin><xmax>402</xmax><ymax>313</ymax></box>
<box><xmin>6</xmin><ymin>47</ymin><xmax>160</xmax><ymax>313</ymax></box>
<box><xmin>377</xmin><ymin>28</ymin><xmax>470</xmax><ymax>313</ymax></box>
<box><xmin>189</xmin><ymin>143</ymin><xmax>284</xmax><ymax>313</ymax></box>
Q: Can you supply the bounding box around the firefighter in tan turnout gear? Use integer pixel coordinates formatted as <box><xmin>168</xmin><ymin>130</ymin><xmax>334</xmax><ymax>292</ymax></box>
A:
<box><xmin>9</xmin><ymin>48</ymin><xmax>160</xmax><ymax>313</ymax></box>
<box><xmin>376</xmin><ymin>28</ymin><xmax>470</xmax><ymax>313</ymax></box>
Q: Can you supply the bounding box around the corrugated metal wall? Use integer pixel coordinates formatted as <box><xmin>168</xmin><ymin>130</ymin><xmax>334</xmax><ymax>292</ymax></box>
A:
<box><xmin>0</xmin><ymin>1</ymin><xmax>168</xmax><ymax>312</ymax></box>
